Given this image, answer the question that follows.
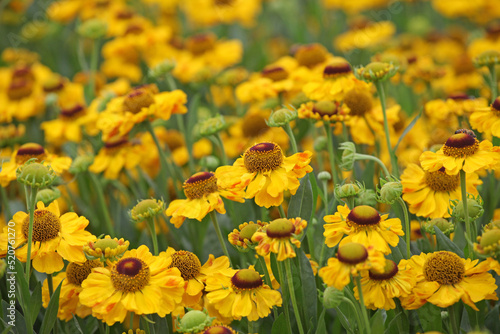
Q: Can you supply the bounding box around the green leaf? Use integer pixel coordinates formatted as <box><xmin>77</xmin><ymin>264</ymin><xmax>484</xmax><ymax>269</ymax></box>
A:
<box><xmin>288</xmin><ymin>175</ymin><xmax>314</xmax><ymax>224</ymax></box>
<box><xmin>14</xmin><ymin>259</ymin><xmax>32</xmax><ymax>333</ymax></box>
<box><xmin>384</xmin><ymin>310</ymin><xmax>403</xmax><ymax>334</ymax></box>
<box><xmin>315</xmin><ymin>309</ymin><xmax>327</xmax><ymax>334</ymax></box>
<box><xmin>335</xmin><ymin>306</ymin><xmax>354</xmax><ymax>334</ymax></box>
<box><xmin>417</xmin><ymin>303</ymin><xmax>443</xmax><ymax>332</ymax></box>
<box><xmin>40</xmin><ymin>279</ymin><xmax>63</xmax><ymax>334</ymax></box>
<box><xmin>271</xmin><ymin>313</ymin><xmax>287</xmax><ymax>334</ymax></box>
<box><xmin>370</xmin><ymin>309</ymin><xmax>385</xmax><ymax>334</ymax></box>
<box><xmin>29</xmin><ymin>282</ymin><xmax>42</xmax><ymax>328</ymax></box>
<box><xmin>394</xmin><ymin>110</ymin><xmax>421</xmax><ymax>152</ymax></box>
<box><xmin>296</xmin><ymin>249</ymin><xmax>318</xmax><ymax>333</ymax></box>
<box><xmin>485</xmin><ymin>303</ymin><xmax>500</xmax><ymax>333</ymax></box>
<box><xmin>434</xmin><ymin>226</ymin><xmax>464</xmax><ymax>257</ymax></box>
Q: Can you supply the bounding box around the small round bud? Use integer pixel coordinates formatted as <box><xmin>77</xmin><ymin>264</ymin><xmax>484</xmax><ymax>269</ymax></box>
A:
<box><xmin>16</xmin><ymin>159</ymin><xmax>57</xmax><ymax>189</ymax></box>
<box><xmin>339</xmin><ymin>142</ymin><xmax>356</xmax><ymax>171</ymax></box>
<box><xmin>148</xmin><ymin>60</ymin><xmax>176</xmax><ymax>79</ymax></box>
<box><xmin>318</xmin><ymin>171</ymin><xmax>332</xmax><ymax>182</ymax></box>
<box><xmin>77</xmin><ymin>19</ymin><xmax>107</xmax><ymax>39</ymax></box>
<box><xmin>69</xmin><ymin>155</ymin><xmax>94</xmax><ymax>174</ymax></box>
<box><xmin>45</xmin><ymin>93</ymin><xmax>58</xmax><ymax>107</ymax></box>
<box><xmin>36</xmin><ymin>188</ymin><xmax>62</xmax><ymax>206</ymax></box>
<box><xmin>199</xmin><ymin>156</ymin><xmax>220</xmax><ymax>171</ymax></box>
<box><xmin>130</xmin><ymin>199</ymin><xmax>165</xmax><ymax>223</ymax></box>
<box><xmin>335</xmin><ymin>181</ymin><xmax>363</xmax><ymax>202</ymax></box>
<box><xmin>406</xmin><ymin>16</ymin><xmax>432</xmax><ymax>36</ymax></box>
<box><xmin>84</xmin><ymin>235</ymin><xmax>130</xmax><ymax>262</ymax></box>
<box><xmin>473</xmin><ymin>50</ymin><xmax>500</xmax><ymax>68</ymax></box>
<box><xmin>266</xmin><ymin>108</ymin><xmax>297</xmax><ymax>127</ymax></box>
<box><xmin>377</xmin><ymin>177</ymin><xmax>402</xmax><ymax>205</ymax></box>
<box><xmin>176</xmin><ymin>309</ymin><xmax>215</xmax><ymax>333</ymax></box>
<box><xmin>355</xmin><ymin>189</ymin><xmax>378</xmax><ymax>207</ymax></box>
<box><xmin>321</xmin><ymin>286</ymin><xmax>344</xmax><ymax>308</ymax></box>
<box><xmin>198</xmin><ymin>115</ymin><xmax>227</xmax><ymax>137</ymax></box>
<box><xmin>356</xmin><ymin>62</ymin><xmax>397</xmax><ymax>82</ymax></box>
<box><xmin>451</xmin><ymin>195</ymin><xmax>484</xmax><ymax>223</ymax></box>
<box><xmin>422</xmin><ymin>218</ymin><xmax>455</xmax><ymax>236</ymax></box>
<box><xmin>314</xmin><ymin>136</ymin><xmax>328</xmax><ymax>152</ymax></box>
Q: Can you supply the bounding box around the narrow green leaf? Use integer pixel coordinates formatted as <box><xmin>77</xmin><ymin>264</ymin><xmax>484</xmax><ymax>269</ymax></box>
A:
<box><xmin>485</xmin><ymin>303</ymin><xmax>500</xmax><ymax>333</ymax></box>
<box><xmin>335</xmin><ymin>307</ymin><xmax>354</xmax><ymax>334</ymax></box>
<box><xmin>271</xmin><ymin>313</ymin><xmax>287</xmax><ymax>334</ymax></box>
<box><xmin>434</xmin><ymin>226</ymin><xmax>464</xmax><ymax>257</ymax></box>
<box><xmin>394</xmin><ymin>111</ymin><xmax>421</xmax><ymax>152</ymax></box>
<box><xmin>71</xmin><ymin>314</ymin><xmax>85</xmax><ymax>334</ymax></box>
<box><xmin>40</xmin><ymin>279</ymin><xmax>63</xmax><ymax>334</ymax></box>
<box><xmin>14</xmin><ymin>259</ymin><xmax>32</xmax><ymax>333</ymax></box>
<box><xmin>296</xmin><ymin>249</ymin><xmax>318</xmax><ymax>332</ymax></box>
<box><xmin>370</xmin><ymin>309</ymin><xmax>385</xmax><ymax>334</ymax></box>
<box><xmin>288</xmin><ymin>175</ymin><xmax>313</xmax><ymax>223</ymax></box>
<box><xmin>29</xmin><ymin>282</ymin><xmax>42</xmax><ymax>328</ymax></box>
<box><xmin>315</xmin><ymin>309</ymin><xmax>327</xmax><ymax>334</ymax></box>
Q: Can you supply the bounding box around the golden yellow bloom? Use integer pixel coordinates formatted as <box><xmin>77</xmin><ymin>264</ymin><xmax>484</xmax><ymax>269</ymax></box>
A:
<box><xmin>252</xmin><ymin>217</ymin><xmax>307</xmax><ymax>261</ymax></box>
<box><xmin>182</xmin><ymin>0</ymin><xmax>262</xmax><ymax>27</ymax></box>
<box><xmin>354</xmin><ymin>259</ymin><xmax>416</xmax><ymax>310</ymax></box>
<box><xmin>334</xmin><ymin>21</ymin><xmax>395</xmax><ymax>53</ymax></box>
<box><xmin>42</xmin><ymin>260</ymin><xmax>102</xmax><ymax>321</ymax></box>
<box><xmin>298</xmin><ymin>100</ymin><xmax>349</xmax><ymax>123</ymax></box>
<box><xmin>319</xmin><ymin>242</ymin><xmax>386</xmax><ymax>290</ymax></box>
<box><xmin>324</xmin><ymin>204</ymin><xmax>404</xmax><ymax>254</ymax></box>
<box><xmin>166</xmin><ymin>171</ymin><xmax>245</xmax><ymax>228</ymax></box>
<box><xmin>79</xmin><ymin>245</ymin><xmax>185</xmax><ymax>325</ymax></box>
<box><xmin>424</xmin><ymin>95</ymin><xmax>488</xmax><ymax>128</ymax></box>
<box><xmin>399</xmin><ymin>252</ymin><xmax>498</xmax><ymax>310</ymax></box>
<box><xmin>216</xmin><ymin>142</ymin><xmax>312</xmax><ymax>208</ymax></box>
<box><xmin>420</xmin><ymin>129</ymin><xmax>500</xmax><ymax>175</ymax></box>
<box><xmin>322</xmin><ymin>0</ymin><xmax>388</xmax><ymax>14</ymax></box>
<box><xmin>401</xmin><ymin>163</ymin><xmax>482</xmax><ymax>218</ymax></box>
<box><xmin>84</xmin><ymin>236</ymin><xmax>130</xmax><ymax>262</ymax></box>
<box><xmin>228</xmin><ymin>220</ymin><xmax>267</xmax><ymax>251</ymax></box>
<box><xmin>205</xmin><ymin>267</ymin><xmax>282</xmax><ymax>321</ymax></box>
<box><xmin>470</xmin><ymin>97</ymin><xmax>500</xmax><ymax>138</ymax></box>
<box><xmin>0</xmin><ymin>200</ymin><xmax>95</xmax><ymax>274</ymax></box>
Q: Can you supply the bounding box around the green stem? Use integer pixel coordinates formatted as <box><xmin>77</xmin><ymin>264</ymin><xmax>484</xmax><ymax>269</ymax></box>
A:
<box><xmin>209</xmin><ymin>211</ymin><xmax>232</xmax><ymax>267</ymax></box>
<box><xmin>283</xmin><ymin>123</ymin><xmax>298</xmax><ymax>154</ymax></box>
<box><xmin>340</xmin><ymin>297</ymin><xmax>363</xmax><ymax>332</ymax></box>
<box><xmin>278</xmin><ymin>205</ymin><xmax>286</xmax><ymax>218</ymax></box>
<box><xmin>130</xmin><ymin>312</ymin><xmax>134</xmax><ymax>332</ymax></box>
<box><xmin>396</xmin><ymin>197</ymin><xmax>411</xmax><ymax>259</ymax></box>
<box><xmin>88</xmin><ymin>173</ymin><xmax>114</xmax><ymax>236</ymax></box>
<box><xmin>285</xmin><ymin>259</ymin><xmax>304</xmax><ymax>334</ymax></box>
<box><xmin>146</xmin><ymin>217</ymin><xmax>159</xmax><ymax>255</ymax></box>
<box><xmin>257</xmin><ymin>256</ymin><xmax>279</xmax><ymax>319</ymax></box>
<box><xmin>319</xmin><ymin>180</ymin><xmax>330</xmax><ymax>267</ymax></box>
<box><xmin>460</xmin><ymin>170</ymin><xmax>473</xmax><ymax>259</ymax></box>
<box><xmin>214</xmin><ymin>133</ymin><xmax>228</xmax><ymax>166</ymax></box>
<box><xmin>277</xmin><ymin>261</ymin><xmax>293</xmax><ymax>334</ymax></box>
<box><xmin>488</xmin><ymin>64</ymin><xmax>498</xmax><ymax>103</ymax></box>
<box><xmin>24</xmin><ymin>185</ymin><xmax>38</xmax><ymax>282</ymax></box>
<box><xmin>177</xmin><ymin>114</ymin><xmax>195</xmax><ymax>174</ymax></box>
<box><xmin>355</xmin><ymin>275</ymin><xmax>371</xmax><ymax>334</ymax></box>
<box><xmin>324</xmin><ymin>122</ymin><xmax>340</xmax><ymax>185</ymax></box>
<box><xmin>374</xmin><ymin>81</ymin><xmax>398</xmax><ymax>177</ymax></box>
<box><xmin>355</xmin><ymin>153</ymin><xmax>391</xmax><ymax>178</ymax></box>
<box><xmin>87</xmin><ymin>38</ymin><xmax>100</xmax><ymax>103</ymax></box>
<box><xmin>448</xmin><ymin>306</ymin><xmax>459</xmax><ymax>334</ymax></box>
<box><xmin>0</xmin><ymin>186</ymin><xmax>12</xmax><ymax>222</ymax></box>
<box><xmin>47</xmin><ymin>274</ymin><xmax>54</xmax><ymax>296</ymax></box>
<box><xmin>166</xmin><ymin>73</ymin><xmax>178</xmax><ymax>91</ymax></box>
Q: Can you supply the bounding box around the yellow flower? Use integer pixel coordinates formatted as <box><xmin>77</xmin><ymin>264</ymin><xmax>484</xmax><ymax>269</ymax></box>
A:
<box><xmin>0</xmin><ymin>200</ymin><xmax>95</xmax><ymax>274</ymax></box>
<box><xmin>165</xmin><ymin>171</ymin><xmax>245</xmax><ymax>228</ymax></box>
<box><xmin>0</xmin><ymin>142</ymin><xmax>72</xmax><ymax>187</ymax></box>
<box><xmin>354</xmin><ymin>259</ymin><xmax>416</xmax><ymax>310</ymax></box>
<box><xmin>298</xmin><ymin>100</ymin><xmax>349</xmax><ymax>123</ymax></box>
<box><xmin>420</xmin><ymin>129</ymin><xmax>500</xmax><ymax>175</ymax></box>
<box><xmin>323</xmin><ymin>204</ymin><xmax>404</xmax><ymax>255</ymax></box>
<box><xmin>79</xmin><ymin>245</ymin><xmax>185</xmax><ymax>325</ymax></box>
<box><xmin>424</xmin><ymin>95</ymin><xmax>488</xmax><ymax>128</ymax></box>
<box><xmin>182</xmin><ymin>0</ymin><xmax>262</xmax><ymax>27</ymax></box>
<box><xmin>252</xmin><ymin>217</ymin><xmax>307</xmax><ymax>261</ymax></box>
<box><xmin>205</xmin><ymin>267</ymin><xmax>282</xmax><ymax>321</ymax></box>
<box><xmin>42</xmin><ymin>260</ymin><xmax>102</xmax><ymax>321</ymax></box>
<box><xmin>84</xmin><ymin>236</ymin><xmax>130</xmax><ymax>262</ymax></box>
<box><xmin>470</xmin><ymin>97</ymin><xmax>500</xmax><ymax>138</ymax></box>
<box><xmin>401</xmin><ymin>163</ymin><xmax>482</xmax><ymax>218</ymax></box>
<box><xmin>334</xmin><ymin>21</ymin><xmax>395</xmax><ymax>53</ymax></box>
<box><xmin>319</xmin><ymin>242</ymin><xmax>386</xmax><ymax>290</ymax></box>
<box><xmin>216</xmin><ymin>142</ymin><xmax>313</xmax><ymax>208</ymax></box>
<box><xmin>228</xmin><ymin>220</ymin><xmax>267</xmax><ymax>251</ymax></box>
<box><xmin>41</xmin><ymin>103</ymin><xmax>88</xmax><ymax>146</ymax></box>
<box><xmin>399</xmin><ymin>252</ymin><xmax>498</xmax><ymax>310</ymax></box>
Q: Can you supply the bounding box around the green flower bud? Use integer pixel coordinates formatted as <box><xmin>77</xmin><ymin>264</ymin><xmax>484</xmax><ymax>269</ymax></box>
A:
<box><xmin>473</xmin><ymin>50</ymin><xmax>500</xmax><ymax>68</ymax></box>
<box><xmin>450</xmin><ymin>195</ymin><xmax>484</xmax><ymax>223</ymax></box>
<box><xmin>314</xmin><ymin>136</ymin><xmax>327</xmax><ymax>152</ymax></box>
<box><xmin>130</xmin><ymin>199</ymin><xmax>165</xmax><ymax>223</ymax></box>
<box><xmin>474</xmin><ymin>227</ymin><xmax>500</xmax><ymax>259</ymax></box>
<box><xmin>36</xmin><ymin>187</ymin><xmax>62</xmax><ymax>206</ymax></box>
<box><xmin>339</xmin><ymin>142</ymin><xmax>356</xmax><ymax>171</ymax></box>
<box><xmin>199</xmin><ymin>155</ymin><xmax>220</xmax><ymax>170</ymax></box>
<box><xmin>422</xmin><ymin>218</ymin><xmax>455</xmax><ymax>236</ymax></box>
<box><xmin>355</xmin><ymin>189</ymin><xmax>378</xmax><ymax>207</ymax></box>
<box><xmin>16</xmin><ymin>159</ymin><xmax>56</xmax><ymax>189</ymax></box>
<box><xmin>69</xmin><ymin>155</ymin><xmax>94</xmax><ymax>174</ymax></box>
<box><xmin>406</xmin><ymin>16</ymin><xmax>432</xmax><ymax>36</ymax></box>
<box><xmin>377</xmin><ymin>177</ymin><xmax>402</xmax><ymax>205</ymax></box>
<box><xmin>148</xmin><ymin>60</ymin><xmax>176</xmax><ymax>79</ymax></box>
<box><xmin>356</xmin><ymin>62</ymin><xmax>398</xmax><ymax>82</ymax></box>
<box><xmin>45</xmin><ymin>93</ymin><xmax>58</xmax><ymax>107</ymax></box>
<box><xmin>334</xmin><ymin>181</ymin><xmax>363</xmax><ymax>202</ymax></box>
<box><xmin>318</xmin><ymin>171</ymin><xmax>332</xmax><ymax>182</ymax></box>
<box><xmin>77</xmin><ymin>19</ymin><xmax>107</xmax><ymax>39</ymax></box>
<box><xmin>266</xmin><ymin>107</ymin><xmax>297</xmax><ymax>127</ymax></box>
<box><xmin>321</xmin><ymin>286</ymin><xmax>344</xmax><ymax>309</ymax></box>
<box><xmin>197</xmin><ymin>114</ymin><xmax>227</xmax><ymax>137</ymax></box>
<box><xmin>175</xmin><ymin>309</ymin><xmax>215</xmax><ymax>333</ymax></box>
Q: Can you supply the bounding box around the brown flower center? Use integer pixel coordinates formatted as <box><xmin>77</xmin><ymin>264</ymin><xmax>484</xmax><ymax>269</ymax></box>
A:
<box><xmin>169</xmin><ymin>250</ymin><xmax>202</xmax><ymax>280</ymax></box>
<box><xmin>183</xmin><ymin>172</ymin><xmax>218</xmax><ymax>199</ymax></box>
<box><xmin>231</xmin><ymin>269</ymin><xmax>263</xmax><ymax>291</ymax></box>
<box><xmin>60</xmin><ymin>104</ymin><xmax>85</xmax><ymax>119</ymax></box>
<box><xmin>241</xmin><ymin>114</ymin><xmax>268</xmax><ymax>138</ymax></box>
<box><xmin>312</xmin><ymin>101</ymin><xmax>339</xmax><ymax>117</ymax></box>
<box><xmin>369</xmin><ymin>260</ymin><xmax>398</xmax><ymax>280</ymax></box>
<box><xmin>424</xmin><ymin>168</ymin><xmax>459</xmax><ymax>192</ymax></box>
<box><xmin>346</xmin><ymin>206</ymin><xmax>381</xmax><ymax>228</ymax></box>
<box><xmin>336</xmin><ymin>242</ymin><xmax>368</xmax><ymax>264</ymax></box>
<box><xmin>22</xmin><ymin>209</ymin><xmax>61</xmax><ymax>242</ymax></box>
<box><xmin>243</xmin><ymin>142</ymin><xmax>284</xmax><ymax>173</ymax></box>
<box><xmin>104</xmin><ymin>137</ymin><xmax>129</xmax><ymax>150</ymax></box>
<box><xmin>294</xmin><ymin>43</ymin><xmax>327</xmax><ymax>68</ymax></box>
<box><xmin>111</xmin><ymin>257</ymin><xmax>150</xmax><ymax>292</ymax></box>
<box><xmin>261</xmin><ymin>66</ymin><xmax>288</xmax><ymax>82</ymax></box>
<box><xmin>442</xmin><ymin>132</ymin><xmax>479</xmax><ymax>158</ymax></box>
<box><xmin>344</xmin><ymin>88</ymin><xmax>372</xmax><ymax>116</ymax></box>
<box><xmin>15</xmin><ymin>143</ymin><xmax>47</xmax><ymax>164</ymax></box>
<box><xmin>203</xmin><ymin>325</ymin><xmax>234</xmax><ymax>334</ymax></box>
<box><xmin>66</xmin><ymin>260</ymin><xmax>102</xmax><ymax>286</ymax></box>
<box><xmin>492</xmin><ymin>97</ymin><xmax>500</xmax><ymax>115</ymax></box>
<box><xmin>123</xmin><ymin>86</ymin><xmax>156</xmax><ymax>114</ymax></box>
<box><xmin>323</xmin><ymin>61</ymin><xmax>352</xmax><ymax>79</ymax></box>
<box><xmin>8</xmin><ymin>79</ymin><xmax>34</xmax><ymax>100</ymax></box>
<box><xmin>423</xmin><ymin>251</ymin><xmax>465</xmax><ymax>285</ymax></box>
<box><xmin>266</xmin><ymin>218</ymin><xmax>295</xmax><ymax>238</ymax></box>
<box><xmin>186</xmin><ymin>33</ymin><xmax>216</xmax><ymax>55</ymax></box>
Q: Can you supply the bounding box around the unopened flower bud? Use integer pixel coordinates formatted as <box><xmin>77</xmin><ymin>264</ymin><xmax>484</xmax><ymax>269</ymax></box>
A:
<box><xmin>356</xmin><ymin>62</ymin><xmax>397</xmax><ymax>82</ymax></box>
<box><xmin>176</xmin><ymin>309</ymin><xmax>215</xmax><ymax>333</ymax></box>
<box><xmin>69</xmin><ymin>155</ymin><xmax>94</xmax><ymax>174</ymax></box>
<box><xmin>321</xmin><ymin>286</ymin><xmax>344</xmax><ymax>308</ymax></box>
<box><xmin>77</xmin><ymin>19</ymin><xmax>107</xmax><ymax>39</ymax></box>
<box><xmin>355</xmin><ymin>189</ymin><xmax>377</xmax><ymax>207</ymax></box>
<box><xmin>473</xmin><ymin>50</ymin><xmax>500</xmax><ymax>68</ymax></box>
<box><xmin>422</xmin><ymin>218</ymin><xmax>455</xmax><ymax>236</ymax></box>
<box><xmin>318</xmin><ymin>171</ymin><xmax>332</xmax><ymax>183</ymax></box>
<box><xmin>377</xmin><ymin>177</ymin><xmax>402</xmax><ymax>204</ymax></box>
<box><xmin>16</xmin><ymin>159</ymin><xmax>56</xmax><ymax>188</ymax></box>
<box><xmin>148</xmin><ymin>60</ymin><xmax>176</xmax><ymax>79</ymax></box>
<box><xmin>130</xmin><ymin>199</ymin><xmax>165</xmax><ymax>223</ymax></box>
<box><xmin>36</xmin><ymin>187</ymin><xmax>62</xmax><ymax>205</ymax></box>
<box><xmin>451</xmin><ymin>195</ymin><xmax>484</xmax><ymax>223</ymax></box>
<box><xmin>334</xmin><ymin>181</ymin><xmax>363</xmax><ymax>202</ymax></box>
<box><xmin>314</xmin><ymin>136</ymin><xmax>327</xmax><ymax>151</ymax></box>
<box><xmin>198</xmin><ymin>114</ymin><xmax>227</xmax><ymax>137</ymax></box>
<box><xmin>199</xmin><ymin>155</ymin><xmax>220</xmax><ymax>170</ymax></box>
<box><xmin>339</xmin><ymin>142</ymin><xmax>356</xmax><ymax>171</ymax></box>
<box><xmin>266</xmin><ymin>108</ymin><xmax>297</xmax><ymax>127</ymax></box>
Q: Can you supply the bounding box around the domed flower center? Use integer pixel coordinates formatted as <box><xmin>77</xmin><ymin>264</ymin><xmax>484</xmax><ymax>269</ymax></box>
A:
<box><xmin>424</xmin><ymin>168</ymin><xmax>459</xmax><ymax>192</ymax></box>
<box><xmin>442</xmin><ymin>130</ymin><xmax>478</xmax><ymax>158</ymax></box>
<box><xmin>337</xmin><ymin>242</ymin><xmax>368</xmax><ymax>264</ymax></box>
<box><xmin>123</xmin><ymin>87</ymin><xmax>155</xmax><ymax>114</ymax></box>
<box><xmin>15</xmin><ymin>143</ymin><xmax>47</xmax><ymax>164</ymax></box>
<box><xmin>115</xmin><ymin>10</ymin><xmax>134</xmax><ymax>20</ymax></box>
<box><xmin>369</xmin><ymin>259</ymin><xmax>398</xmax><ymax>280</ymax></box>
<box><xmin>204</xmin><ymin>325</ymin><xmax>234</xmax><ymax>334</ymax></box>
<box><xmin>183</xmin><ymin>172</ymin><xmax>218</xmax><ymax>199</ymax></box>
<box><xmin>492</xmin><ymin>97</ymin><xmax>500</xmax><ymax>115</ymax></box>
<box><xmin>124</xmin><ymin>24</ymin><xmax>144</xmax><ymax>35</ymax></box>
<box><xmin>169</xmin><ymin>250</ymin><xmax>202</xmax><ymax>280</ymax></box>
<box><xmin>261</xmin><ymin>66</ymin><xmax>288</xmax><ymax>82</ymax></box>
<box><xmin>231</xmin><ymin>269</ymin><xmax>263</xmax><ymax>291</ymax></box>
<box><xmin>241</xmin><ymin>114</ymin><xmax>268</xmax><ymax>138</ymax></box>
<box><xmin>294</xmin><ymin>43</ymin><xmax>327</xmax><ymax>68</ymax></box>
<box><xmin>164</xmin><ymin>131</ymin><xmax>185</xmax><ymax>151</ymax></box>
<box><xmin>479</xmin><ymin>229</ymin><xmax>500</xmax><ymax>248</ymax></box>
<box><xmin>43</xmin><ymin>75</ymin><xmax>65</xmax><ymax>93</ymax></box>
<box><xmin>22</xmin><ymin>209</ymin><xmax>61</xmax><ymax>242</ymax></box>
<box><xmin>131</xmin><ymin>199</ymin><xmax>162</xmax><ymax>218</ymax></box>
<box><xmin>12</xmin><ymin>66</ymin><xmax>34</xmax><ymax>80</ymax></box>
<box><xmin>93</xmin><ymin>238</ymin><xmax>120</xmax><ymax>250</ymax></box>
<box><xmin>60</xmin><ymin>104</ymin><xmax>85</xmax><ymax>118</ymax></box>
<box><xmin>323</xmin><ymin>61</ymin><xmax>352</xmax><ymax>79</ymax></box>
<box><xmin>104</xmin><ymin>137</ymin><xmax>129</xmax><ymax>150</ymax></box>
<box><xmin>346</xmin><ymin>206</ymin><xmax>381</xmax><ymax>228</ymax></box>
<box><xmin>344</xmin><ymin>88</ymin><xmax>373</xmax><ymax>116</ymax></box>
<box><xmin>447</xmin><ymin>92</ymin><xmax>471</xmax><ymax>101</ymax></box>
<box><xmin>266</xmin><ymin>218</ymin><xmax>295</xmax><ymax>238</ymax></box>
<box><xmin>111</xmin><ymin>257</ymin><xmax>150</xmax><ymax>292</ymax></box>
<box><xmin>66</xmin><ymin>260</ymin><xmax>102</xmax><ymax>286</ymax></box>
<box><xmin>312</xmin><ymin>101</ymin><xmax>339</xmax><ymax>117</ymax></box>
<box><xmin>215</xmin><ymin>0</ymin><xmax>235</xmax><ymax>6</ymax></box>
<box><xmin>243</xmin><ymin>142</ymin><xmax>284</xmax><ymax>173</ymax></box>
<box><xmin>239</xmin><ymin>223</ymin><xmax>260</xmax><ymax>241</ymax></box>
<box><xmin>8</xmin><ymin>79</ymin><xmax>34</xmax><ymax>100</ymax></box>
<box><xmin>423</xmin><ymin>251</ymin><xmax>465</xmax><ymax>285</ymax></box>
<box><xmin>186</xmin><ymin>33</ymin><xmax>216</xmax><ymax>55</ymax></box>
